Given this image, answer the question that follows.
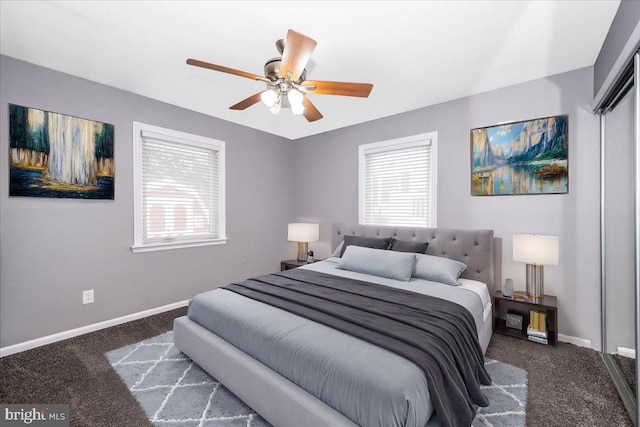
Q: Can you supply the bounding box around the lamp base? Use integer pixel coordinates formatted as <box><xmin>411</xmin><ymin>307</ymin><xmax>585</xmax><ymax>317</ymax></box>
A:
<box><xmin>525</xmin><ymin>264</ymin><xmax>544</xmax><ymax>297</ymax></box>
<box><xmin>297</xmin><ymin>242</ymin><xmax>309</xmax><ymax>262</ymax></box>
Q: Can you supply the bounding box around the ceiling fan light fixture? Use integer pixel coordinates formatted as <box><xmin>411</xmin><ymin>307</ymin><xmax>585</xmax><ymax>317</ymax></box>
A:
<box><xmin>261</xmin><ymin>89</ymin><xmax>278</xmax><ymax>107</ymax></box>
<box><xmin>187</xmin><ymin>29</ymin><xmax>372</xmax><ymax>122</ymax></box>
<box><xmin>291</xmin><ymin>103</ymin><xmax>305</xmax><ymax>116</ymax></box>
<box><xmin>287</xmin><ymin>89</ymin><xmax>305</xmax><ymax>115</ymax></box>
<box><xmin>269</xmin><ymin>95</ymin><xmax>282</xmax><ymax>114</ymax></box>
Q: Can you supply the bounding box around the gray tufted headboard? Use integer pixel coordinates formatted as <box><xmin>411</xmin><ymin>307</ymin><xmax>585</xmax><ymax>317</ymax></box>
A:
<box><xmin>332</xmin><ymin>224</ymin><xmax>501</xmax><ymax>291</ymax></box>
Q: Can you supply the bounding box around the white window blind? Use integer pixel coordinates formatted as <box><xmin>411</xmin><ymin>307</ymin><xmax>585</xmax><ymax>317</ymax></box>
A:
<box><xmin>359</xmin><ymin>132</ymin><xmax>437</xmax><ymax>228</ymax></box>
<box><xmin>132</xmin><ymin>122</ymin><xmax>226</xmax><ymax>252</ymax></box>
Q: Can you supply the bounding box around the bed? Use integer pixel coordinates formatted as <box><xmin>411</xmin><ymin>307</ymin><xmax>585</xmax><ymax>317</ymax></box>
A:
<box><xmin>174</xmin><ymin>224</ymin><xmax>501</xmax><ymax>427</ymax></box>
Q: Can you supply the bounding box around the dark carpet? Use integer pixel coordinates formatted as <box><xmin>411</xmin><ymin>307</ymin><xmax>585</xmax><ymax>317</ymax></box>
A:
<box><xmin>0</xmin><ymin>308</ymin><xmax>633</xmax><ymax>426</ymax></box>
<box><xmin>613</xmin><ymin>354</ymin><xmax>637</xmax><ymax>398</ymax></box>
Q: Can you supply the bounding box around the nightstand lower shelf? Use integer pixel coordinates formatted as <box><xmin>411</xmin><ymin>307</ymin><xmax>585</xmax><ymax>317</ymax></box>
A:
<box><xmin>495</xmin><ymin>319</ymin><xmax>528</xmax><ymax>338</ymax></box>
<box><xmin>493</xmin><ymin>291</ymin><xmax>558</xmax><ymax>346</ymax></box>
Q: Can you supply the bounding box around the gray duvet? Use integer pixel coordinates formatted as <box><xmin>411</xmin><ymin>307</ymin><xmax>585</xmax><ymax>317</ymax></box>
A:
<box><xmin>187</xmin><ymin>259</ymin><xmax>486</xmax><ymax>427</ymax></box>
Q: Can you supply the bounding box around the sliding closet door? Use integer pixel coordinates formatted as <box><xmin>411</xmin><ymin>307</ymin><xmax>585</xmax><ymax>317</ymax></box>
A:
<box><xmin>604</xmin><ymin>89</ymin><xmax>636</xmax><ymax>368</ymax></box>
<box><xmin>602</xmin><ymin>64</ymin><xmax>638</xmax><ymax>426</ymax></box>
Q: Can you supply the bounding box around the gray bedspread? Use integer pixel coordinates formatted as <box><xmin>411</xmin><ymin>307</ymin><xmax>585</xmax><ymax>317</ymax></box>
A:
<box><xmin>188</xmin><ymin>265</ymin><xmax>489</xmax><ymax>427</ymax></box>
<box><xmin>223</xmin><ymin>269</ymin><xmax>489</xmax><ymax>427</ymax></box>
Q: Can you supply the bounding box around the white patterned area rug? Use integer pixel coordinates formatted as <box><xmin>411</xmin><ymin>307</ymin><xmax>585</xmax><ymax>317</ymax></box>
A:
<box><xmin>106</xmin><ymin>331</ymin><xmax>527</xmax><ymax>427</ymax></box>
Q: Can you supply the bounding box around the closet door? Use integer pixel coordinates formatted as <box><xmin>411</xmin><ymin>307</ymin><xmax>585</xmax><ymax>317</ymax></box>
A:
<box><xmin>598</xmin><ymin>46</ymin><xmax>640</xmax><ymax>424</ymax></box>
<box><xmin>604</xmin><ymin>83</ymin><xmax>637</xmax><ymax>401</ymax></box>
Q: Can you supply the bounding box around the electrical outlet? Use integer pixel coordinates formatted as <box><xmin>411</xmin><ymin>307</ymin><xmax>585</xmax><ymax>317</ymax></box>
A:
<box><xmin>82</xmin><ymin>290</ymin><xmax>94</xmax><ymax>304</ymax></box>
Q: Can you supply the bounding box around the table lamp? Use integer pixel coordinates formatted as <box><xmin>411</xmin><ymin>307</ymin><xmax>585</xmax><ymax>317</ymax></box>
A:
<box><xmin>513</xmin><ymin>234</ymin><xmax>559</xmax><ymax>297</ymax></box>
<box><xmin>288</xmin><ymin>223</ymin><xmax>319</xmax><ymax>262</ymax></box>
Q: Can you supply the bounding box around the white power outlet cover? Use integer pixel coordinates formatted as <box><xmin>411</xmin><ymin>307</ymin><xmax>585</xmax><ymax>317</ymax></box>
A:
<box><xmin>83</xmin><ymin>290</ymin><xmax>94</xmax><ymax>304</ymax></box>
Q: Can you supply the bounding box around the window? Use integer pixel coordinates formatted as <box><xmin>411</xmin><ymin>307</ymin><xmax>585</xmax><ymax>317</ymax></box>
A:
<box><xmin>359</xmin><ymin>132</ymin><xmax>437</xmax><ymax>228</ymax></box>
<box><xmin>132</xmin><ymin>122</ymin><xmax>226</xmax><ymax>252</ymax></box>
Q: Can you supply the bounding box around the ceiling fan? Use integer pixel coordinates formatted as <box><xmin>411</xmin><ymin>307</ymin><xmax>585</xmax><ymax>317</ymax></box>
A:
<box><xmin>186</xmin><ymin>29</ymin><xmax>373</xmax><ymax>122</ymax></box>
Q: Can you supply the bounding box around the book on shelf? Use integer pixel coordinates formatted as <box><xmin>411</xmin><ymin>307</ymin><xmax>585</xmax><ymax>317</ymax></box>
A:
<box><xmin>528</xmin><ymin>335</ymin><xmax>549</xmax><ymax>345</ymax></box>
<box><xmin>538</xmin><ymin>311</ymin><xmax>546</xmax><ymax>332</ymax></box>
<box><xmin>529</xmin><ymin>309</ymin><xmax>547</xmax><ymax>333</ymax></box>
<box><xmin>530</xmin><ymin>310</ymin><xmax>536</xmax><ymax>330</ymax></box>
<box><xmin>527</xmin><ymin>325</ymin><xmax>548</xmax><ymax>339</ymax></box>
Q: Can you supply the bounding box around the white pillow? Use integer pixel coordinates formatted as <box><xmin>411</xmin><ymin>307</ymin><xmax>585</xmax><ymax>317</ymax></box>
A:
<box><xmin>336</xmin><ymin>245</ymin><xmax>416</xmax><ymax>282</ymax></box>
<box><xmin>413</xmin><ymin>254</ymin><xmax>467</xmax><ymax>286</ymax></box>
<box><xmin>331</xmin><ymin>241</ymin><xmax>344</xmax><ymax>258</ymax></box>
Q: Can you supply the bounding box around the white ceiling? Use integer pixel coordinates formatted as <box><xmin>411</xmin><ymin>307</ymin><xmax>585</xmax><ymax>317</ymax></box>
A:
<box><xmin>0</xmin><ymin>1</ymin><xmax>620</xmax><ymax>140</ymax></box>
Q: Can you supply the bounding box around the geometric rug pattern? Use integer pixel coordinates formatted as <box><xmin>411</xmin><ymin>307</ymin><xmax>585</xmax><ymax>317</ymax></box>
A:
<box><xmin>106</xmin><ymin>331</ymin><xmax>526</xmax><ymax>427</ymax></box>
<box><xmin>472</xmin><ymin>358</ymin><xmax>527</xmax><ymax>427</ymax></box>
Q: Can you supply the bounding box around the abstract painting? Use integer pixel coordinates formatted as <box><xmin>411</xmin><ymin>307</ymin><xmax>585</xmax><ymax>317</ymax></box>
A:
<box><xmin>9</xmin><ymin>104</ymin><xmax>114</xmax><ymax>199</ymax></box>
<box><xmin>471</xmin><ymin>114</ymin><xmax>568</xmax><ymax>196</ymax></box>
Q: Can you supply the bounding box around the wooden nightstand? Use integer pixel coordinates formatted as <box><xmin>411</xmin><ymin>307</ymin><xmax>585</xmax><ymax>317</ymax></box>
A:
<box><xmin>493</xmin><ymin>290</ymin><xmax>558</xmax><ymax>345</ymax></box>
<box><xmin>280</xmin><ymin>259</ymin><xmax>318</xmax><ymax>271</ymax></box>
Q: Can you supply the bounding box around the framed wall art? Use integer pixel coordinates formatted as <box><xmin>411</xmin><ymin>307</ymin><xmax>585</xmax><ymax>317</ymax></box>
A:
<box><xmin>471</xmin><ymin>114</ymin><xmax>568</xmax><ymax>196</ymax></box>
<box><xmin>9</xmin><ymin>104</ymin><xmax>114</xmax><ymax>199</ymax></box>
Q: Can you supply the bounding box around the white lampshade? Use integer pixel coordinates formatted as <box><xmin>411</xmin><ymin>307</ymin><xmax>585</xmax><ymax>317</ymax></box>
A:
<box><xmin>287</xmin><ymin>90</ymin><xmax>305</xmax><ymax>115</ymax></box>
<box><xmin>261</xmin><ymin>89</ymin><xmax>278</xmax><ymax>107</ymax></box>
<box><xmin>269</xmin><ymin>100</ymin><xmax>281</xmax><ymax>115</ymax></box>
<box><xmin>513</xmin><ymin>234</ymin><xmax>559</xmax><ymax>265</ymax></box>
<box><xmin>290</xmin><ymin>101</ymin><xmax>305</xmax><ymax>115</ymax></box>
<box><xmin>288</xmin><ymin>223</ymin><xmax>319</xmax><ymax>242</ymax></box>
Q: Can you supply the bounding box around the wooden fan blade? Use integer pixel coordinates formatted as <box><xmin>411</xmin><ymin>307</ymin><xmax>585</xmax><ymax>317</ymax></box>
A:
<box><xmin>187</xmin><ymin>58</ymin><xmax>270</xmax><ymax>82</ymax></box>
<box><xmin>302</xmin><ymin>97</ymin><xmax>323</xmax><ymax>122</ymax></box>
<box><xmin>280</xmin><ymin>30</ymin><xmax>317</xmax><ymax>82</ymax></box>
<box><xmin>301</xmin><ymin>80</ymin><xmax>373</xmax><ymax>97</ymax></box>
<box><xmin>230</xmin><ymin>92</ymin><xmax>264</xmax><ymax>110</ymax></box>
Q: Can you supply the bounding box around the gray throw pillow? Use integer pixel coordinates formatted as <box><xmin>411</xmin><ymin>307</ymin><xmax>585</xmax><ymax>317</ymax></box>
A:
<box><xmin>337</xmin><ymin>245</ymin><xmax>416</xmax><ymax>281</ymax></box>
<box><xmin>413</xmin><ymin>254</ymin><xmax>467</xmax><ymax>286</ymax></box>
<box><xmin>339</xmin><ymin>235</ymin><xmax>392</xmax><ymax>257</ymax></box>
<box><xmin>389</xmin><ymin>238</ymin><xmax>429</xmax><ymax>254</ymax></box>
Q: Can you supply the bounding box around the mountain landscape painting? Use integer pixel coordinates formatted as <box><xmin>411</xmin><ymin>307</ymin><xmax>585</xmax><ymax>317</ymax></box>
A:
<box><xmin>9</xmin><ymin>104</ymin><xmax>114</xmax><ymax>199</ymax></box>
<box><xmin>471</xmin><ymin>115</ymin><xmax>568</xmax><ymax>196</ymax></box>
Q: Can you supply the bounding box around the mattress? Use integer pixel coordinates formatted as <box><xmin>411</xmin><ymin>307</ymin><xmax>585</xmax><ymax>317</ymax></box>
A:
<box><xmin>186</xmin><ymin>258</ymin><xmax>490</xmax><ymax>427</ymax></box>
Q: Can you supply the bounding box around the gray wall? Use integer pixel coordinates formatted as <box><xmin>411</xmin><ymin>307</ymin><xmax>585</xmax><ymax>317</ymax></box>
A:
<box><xmin>294</xmin><ymin>67</ymin><xmax>602</xmax><ymax>348</ymax></box>
<box><xmin>594</xmin><ymin>0</ymin><xmax>640</xmax><ymax>99</ymax></box>
<box><xmin>0</xmin><ymin>55</ymin><xmax>294</xmax><ymax>348</ymax></box>
<box><xmin>0</xmin><ymin>54</ymin><xmax>606</xmax><ymax>349</ymax></box>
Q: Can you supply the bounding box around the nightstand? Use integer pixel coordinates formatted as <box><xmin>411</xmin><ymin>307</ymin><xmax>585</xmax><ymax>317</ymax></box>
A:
<box><xmin>280</xmin><ymin>259</ymin><xmax>318</xmax><ymax>271</ymax></box>
<box><xmin>493</xmin><ymin>290</ymin><xmax>558</xmax><ymax>345</ymax></box>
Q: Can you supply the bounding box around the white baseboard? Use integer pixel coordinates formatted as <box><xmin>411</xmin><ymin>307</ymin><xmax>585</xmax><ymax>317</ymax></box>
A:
<box><xmin>558</xmin><ymin>333</ymin><xmax>592</xmax><ymax>349</ymax></box>
<box><xmin>617</xmin><ymin>347</ymin><xmax>636</xmax><ymax>359</ymax></box>
<box><xmin>0</xmin><ymin>303</ymin><xmax>602</xmax><ymax>357</ymax></box>
<box><xmin>0</xmin><ymin>300</ymin><xmax>189</xmax><ymax>358</ymax></box>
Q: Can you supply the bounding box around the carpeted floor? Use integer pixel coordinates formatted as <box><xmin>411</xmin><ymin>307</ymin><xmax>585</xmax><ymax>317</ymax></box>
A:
<box><xmin>0</xmin><ymin>307</ymin><xmax>634</xmax><ymax>426</ymax></box>
<box><xmin>613</xmin><ymin>354</ymin><xmax>637</xmax><ymax>398</ymax></box>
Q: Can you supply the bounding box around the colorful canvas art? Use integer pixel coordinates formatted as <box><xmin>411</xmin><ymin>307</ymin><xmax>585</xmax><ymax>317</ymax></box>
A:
<box><xmin>471</xmin><ymin>115</ymin><xmax>568</xmax><ymax>196</ymax></box>
<box><xmin>9</xmin><ymin>104</ymin><xmax>114</xmax><ymax>199</ymax></box>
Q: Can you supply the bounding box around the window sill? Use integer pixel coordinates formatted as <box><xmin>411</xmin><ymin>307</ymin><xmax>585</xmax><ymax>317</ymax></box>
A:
<box><xmin>131</xmin><ymin>238</ymin><xmax>228</xmax><ymax>253</ymax></box>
